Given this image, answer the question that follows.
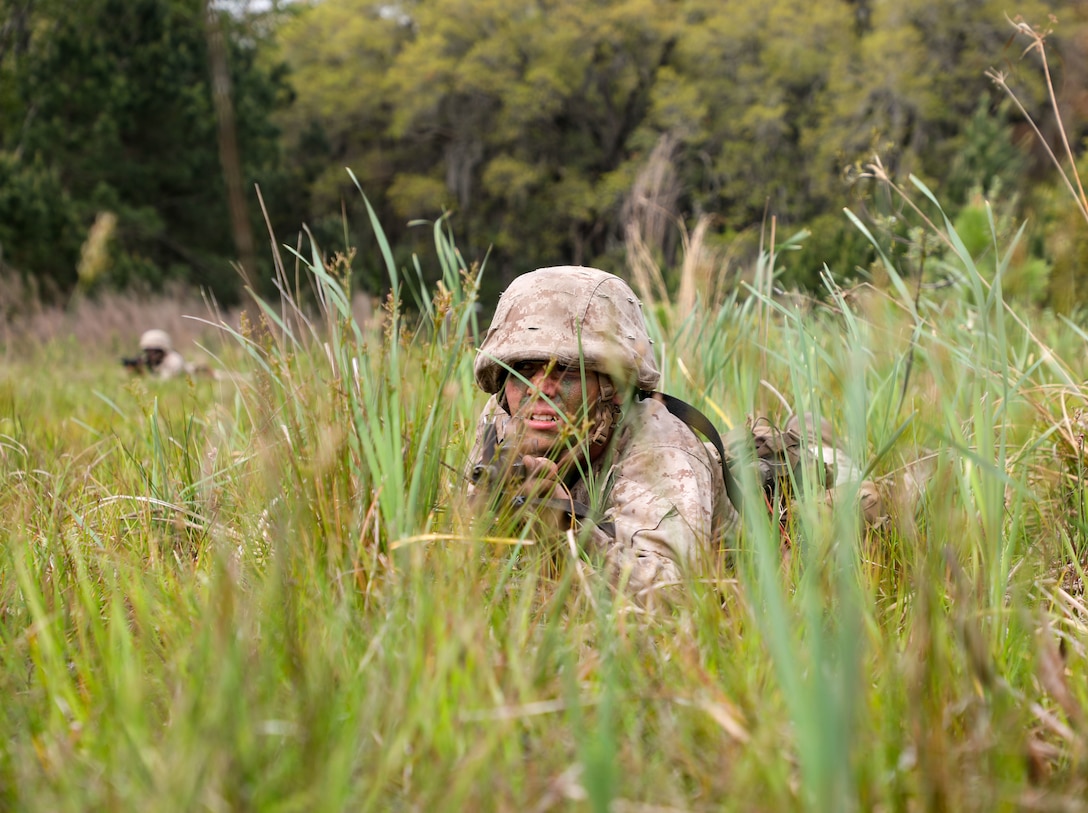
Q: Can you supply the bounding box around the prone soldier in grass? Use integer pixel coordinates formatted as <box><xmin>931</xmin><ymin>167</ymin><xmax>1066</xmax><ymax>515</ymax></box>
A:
<box><xmin>467</xmin><ymin>265</ymin><xmax>731</xmax><ymax>605</ymax></box>
<box><xmin>466</xmin><ymin>266</ymin><xmax>919</xmax><ymax>604</ymax></box>
<box><xmin>122</xmin><ymin>329</ymin><xmax>189</xmax><ymax>379</ymax></box>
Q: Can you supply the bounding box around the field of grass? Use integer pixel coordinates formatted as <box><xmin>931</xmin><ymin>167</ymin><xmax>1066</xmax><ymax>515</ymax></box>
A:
<box><xmin>2</xmin><ymin>179</ymin><xmax>1088</xmax><ymax>813</ymax></box>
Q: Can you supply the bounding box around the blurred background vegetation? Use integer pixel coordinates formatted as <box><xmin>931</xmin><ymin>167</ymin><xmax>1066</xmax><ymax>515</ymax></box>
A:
<box><xmin>0</xmin><ymin>0</ymin><xmax>1086</xmax><ymax>312</ymax></box>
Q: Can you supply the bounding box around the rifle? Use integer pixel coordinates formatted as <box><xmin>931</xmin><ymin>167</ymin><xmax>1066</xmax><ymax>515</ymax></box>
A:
<box><xmin>471</xmin><ymin>437</ymin><xmax>526</xmax><ymax>489</ymax></box>
<box><xmin>121</xmin><ymin>355</ymin><xmax>147</xmax><ymax>374</ymax></box>
<box><xmin>470</xmin><ymin>424</ymin><xmax>615</xmax><ymax>537</ymax></box>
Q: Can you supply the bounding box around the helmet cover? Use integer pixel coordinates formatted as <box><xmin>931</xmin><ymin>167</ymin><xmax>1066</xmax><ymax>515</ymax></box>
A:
<box><xmin>474</xmin><ymin>266</ymin><xmax>659</xmax><ymax>394</ymax></box>
<box><xmin>139</xmin><ymin>329</ymin><xmax>173</xmax><ymax>351</ymax></box>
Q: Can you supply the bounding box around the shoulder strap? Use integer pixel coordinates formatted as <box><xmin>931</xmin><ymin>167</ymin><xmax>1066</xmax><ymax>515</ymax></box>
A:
<box><xmin>640</xmin><ymin>391</ymin><xmax>744</xmax><ymax>514</ymax></box>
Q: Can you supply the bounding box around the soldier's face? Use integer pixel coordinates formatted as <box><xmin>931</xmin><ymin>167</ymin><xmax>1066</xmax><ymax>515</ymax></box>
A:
<box><xmin>144</xmin><ymin>347</ymin><xmax>166</xmax><ymax>368</ymax></box>
<box><xmin>503</xmin><ymin>360</ymin><xmax>605</xmax><ymax>457</ymax></box>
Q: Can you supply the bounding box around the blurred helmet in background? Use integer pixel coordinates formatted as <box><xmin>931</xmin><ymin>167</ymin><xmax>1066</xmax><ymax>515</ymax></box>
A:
<box><xmin>139</xmin><ymin>329</ymin><xmax>173</xmax><ymax>352</ymax></box>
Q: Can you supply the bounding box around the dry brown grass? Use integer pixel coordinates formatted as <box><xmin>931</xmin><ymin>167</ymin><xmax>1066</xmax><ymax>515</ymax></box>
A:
<box><xmin>0</xmin><ymin>273</ymin><xmax>246</xmax><ymax>362</ymax></box>
<box><xmin>0</xmin><ymin>271</ymin><xmax>381</xmax><ymax>371</ymax></box>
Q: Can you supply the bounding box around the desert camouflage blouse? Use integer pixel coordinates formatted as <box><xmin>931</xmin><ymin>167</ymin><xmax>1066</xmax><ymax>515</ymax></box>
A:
<box><xmin>468</xmin><ymin>393</ymin><xmax>728</xmax><ymax>603</ymax></box>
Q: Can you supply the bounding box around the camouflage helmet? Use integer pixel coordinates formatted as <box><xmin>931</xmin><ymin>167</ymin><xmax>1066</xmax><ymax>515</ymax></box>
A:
<box><xmin>139</xmin><ymin>329</ymin><xmax>173</xmax><ymax>352</ymax></box>
<box><xmin>474</xmin><ymin>266</ymin><xmax>660</xmax><ymax>394</ymax></box>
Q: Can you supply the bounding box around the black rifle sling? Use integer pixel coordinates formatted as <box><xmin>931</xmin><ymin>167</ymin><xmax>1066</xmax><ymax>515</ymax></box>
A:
<box><xmin>641</xmin><ymin>391</ymin><xmax>744</xmax><ymax>515</ymax></box>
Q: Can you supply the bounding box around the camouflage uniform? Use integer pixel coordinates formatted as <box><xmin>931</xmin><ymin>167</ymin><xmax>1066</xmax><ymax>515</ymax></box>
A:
<box><xmin>469</xmin><ymin>266</ymin><xmax>728</xmax><ymax>603</ymax></box>
<box><xmin>137</xmin><ymin>329</ymin><xmax>189</xmax><ymax>379</ymax></box>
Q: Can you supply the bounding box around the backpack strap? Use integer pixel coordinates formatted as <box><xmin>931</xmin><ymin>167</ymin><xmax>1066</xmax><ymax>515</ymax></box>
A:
<box><xmin>640</xmin><ymin>391</ymin><xmax>744</xmax><ymax>514</ymax></box>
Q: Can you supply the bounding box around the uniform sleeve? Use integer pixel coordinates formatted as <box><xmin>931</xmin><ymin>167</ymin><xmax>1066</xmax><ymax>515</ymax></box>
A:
<box><xmin>156</xmin><ymin>351</ymin><xmax>188</xmax><ymax>380</ymax></box>
<box><xmin>591</xmin><ymin>400</ymin><xmax>726</xmax><ymax>605</ymax></box>
<box><xmin>613</xmin><ymin>446</ymin><xmax>718</xmax><ymax>554</ymax></box>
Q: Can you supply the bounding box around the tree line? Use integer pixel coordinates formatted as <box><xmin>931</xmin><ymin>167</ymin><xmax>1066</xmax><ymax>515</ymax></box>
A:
<box><xmin>1</xmin><ymin>0</ymin><xmax>1085</xmax><ymax>310</ymax></box>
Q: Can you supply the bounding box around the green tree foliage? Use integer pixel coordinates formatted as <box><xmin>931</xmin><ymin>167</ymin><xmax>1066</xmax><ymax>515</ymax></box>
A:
<box><xmin>1035</xmin><ymin>140</ymin><xmax>1088</xmax><ymax>313</ymax></box>
<box><xmin>274</xmin><ymin>0</ymin><xmax>686</xmax><ymax>295</ymax></box>
<box><xmin>0</xmin><ymin>0</ymin><xmax>289</xmax><ymax>302</ymax></box>
<box><xmin>0</xmin><ymin>153</ymin><xmax>82</xmax><ymax>292</ymax></box>
<box><xmin>3</xmin><ymin>0</ymin><xmax>1085</xmax><ymax>303</ymax></box>
<box><xmin>945</xmin><ymin>97</ymin><xmax>1028</xmax><ymax>208</ymax></box>
<box><xmin>273</xmin><ymin>0</ymin><xmax>1080</xmax><ymax>298</ymax></box>
<box><xmin>269</xmin><ymin>0</ymin><xmax>415</xmax><ymax>291</ymax></box>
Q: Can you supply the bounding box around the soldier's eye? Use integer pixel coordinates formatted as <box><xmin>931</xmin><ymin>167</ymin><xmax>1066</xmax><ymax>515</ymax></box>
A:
<box><xmin>512</xmin><ymin>361</ymin><xmax>541</xmax><ymax>378</ymax></box>
<box><xmin>509</xmin><ymin>361</ymin><xmax>585</xmax><ymax>383</ymax></box>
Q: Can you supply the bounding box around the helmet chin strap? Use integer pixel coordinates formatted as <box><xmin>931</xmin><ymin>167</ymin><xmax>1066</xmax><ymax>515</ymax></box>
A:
<box><xmin>589</xmin><ymin>376</ymin><xmax>622</xmax><ymax>447</ymax></box>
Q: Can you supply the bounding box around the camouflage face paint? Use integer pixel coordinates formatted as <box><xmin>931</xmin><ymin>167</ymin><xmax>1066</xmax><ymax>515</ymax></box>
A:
<box><xmin>503</xmin><ymin>360</ymin><xmax>604</xmax><ymax>458</ymax></box>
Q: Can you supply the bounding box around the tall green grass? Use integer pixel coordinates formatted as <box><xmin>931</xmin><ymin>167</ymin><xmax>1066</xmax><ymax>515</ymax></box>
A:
<box><xmin>2</xmin><ymin>178</ymin><xmax>1087</xmax><ymax>810</ymax></box>
<box><xmin>4</xmin><ymin>82</ymin><xmax>1088</xmax><ymax>812</ymax></box>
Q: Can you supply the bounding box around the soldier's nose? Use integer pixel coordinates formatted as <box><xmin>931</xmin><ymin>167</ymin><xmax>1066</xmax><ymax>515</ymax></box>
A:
<box><xmin>537</xmin><ymin>369</ymin><xmax>569</xmax><ymax>395</ymax></box>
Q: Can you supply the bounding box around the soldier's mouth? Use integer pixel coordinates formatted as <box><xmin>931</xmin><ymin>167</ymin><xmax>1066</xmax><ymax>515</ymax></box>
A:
<box><xmin>523</xmin><ymin>412</ymin><xmax>560</xmax><ymax>430</ymax></box>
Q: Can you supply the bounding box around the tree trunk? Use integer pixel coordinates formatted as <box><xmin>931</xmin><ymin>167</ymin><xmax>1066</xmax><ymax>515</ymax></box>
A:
<box><xmin>204</xmin><ymin>0</ymin><xmax>257</xmax><ymax>294</ymax></box>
